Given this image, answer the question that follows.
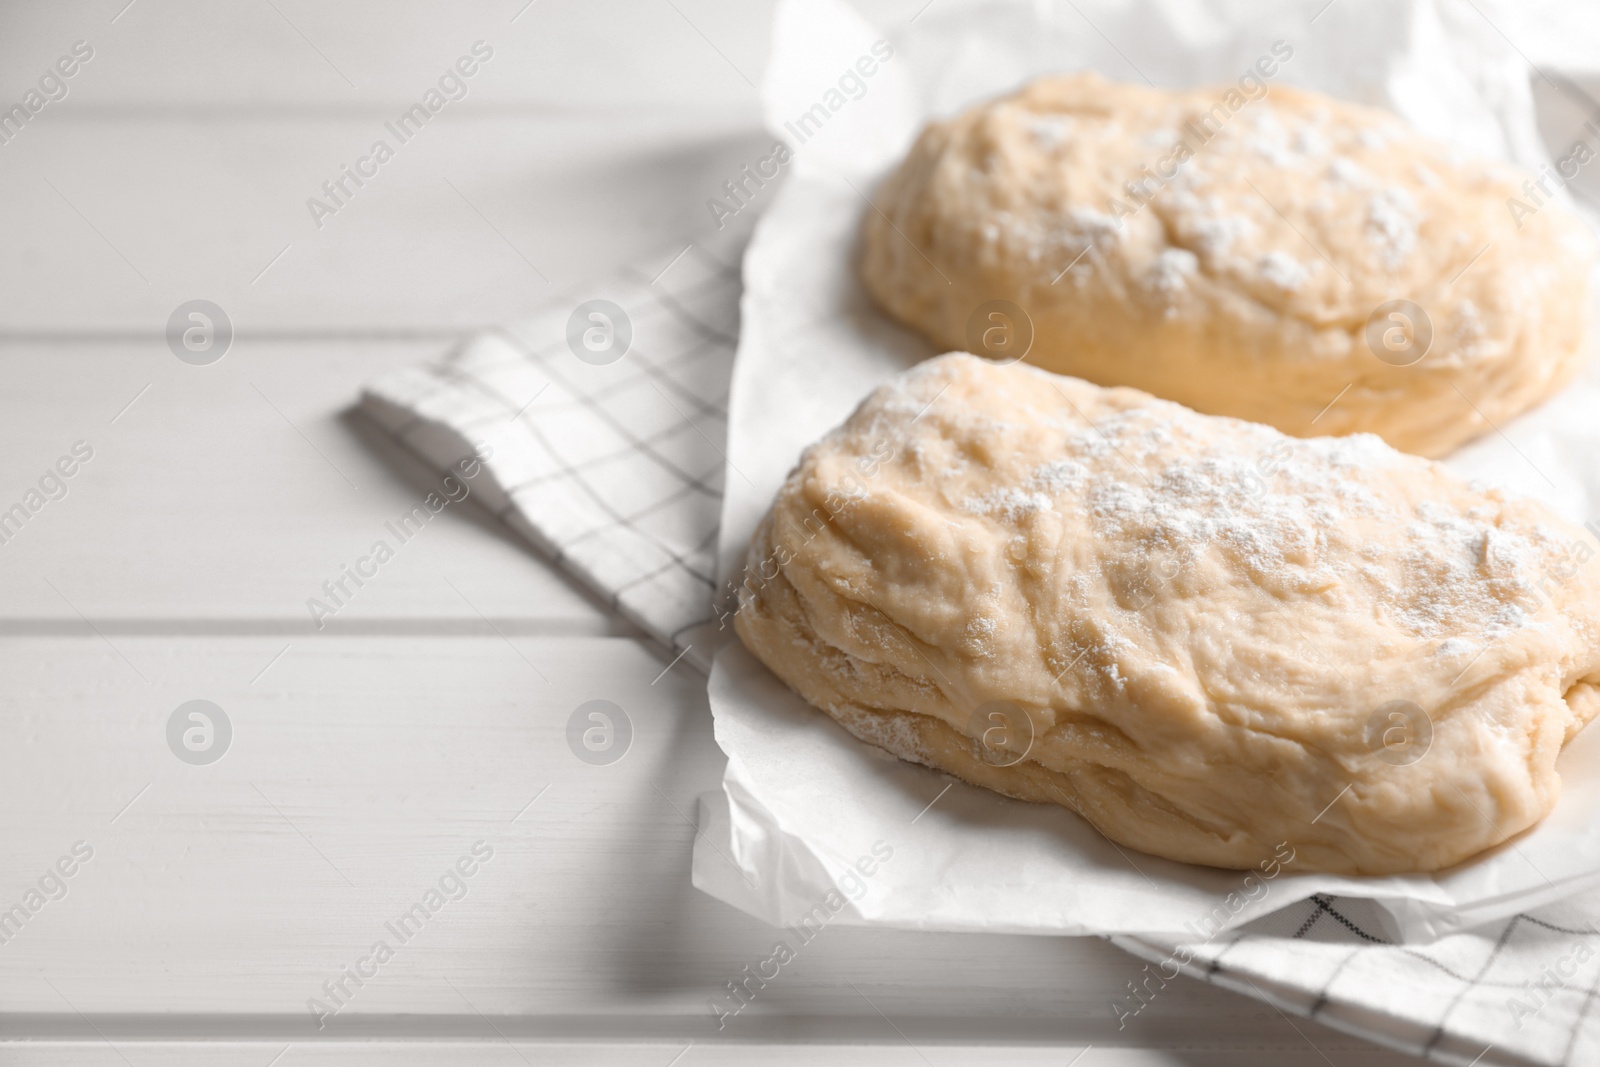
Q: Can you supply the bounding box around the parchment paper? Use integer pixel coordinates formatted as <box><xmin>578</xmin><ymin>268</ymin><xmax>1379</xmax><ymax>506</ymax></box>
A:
<box><xmin>694</xmin><ymin>0</ymin><xmax>1600</xmax><ymax>942</ymax></box>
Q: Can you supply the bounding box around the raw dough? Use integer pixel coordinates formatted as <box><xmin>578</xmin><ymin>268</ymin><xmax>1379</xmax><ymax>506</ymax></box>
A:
<box><xmin>860</xmin><ymin>72</ymin><xmax>1595</xmax><ymax>458</ymax></box>
<box><xmin>734</xmin><ymin>354</ymin><xmax>1600</xmax><ymax>874</ymax></box>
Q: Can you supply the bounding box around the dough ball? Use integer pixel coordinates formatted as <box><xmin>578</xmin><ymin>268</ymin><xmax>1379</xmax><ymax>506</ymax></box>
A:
<box><xmin>734</xmin><ymin>353</ymin><xmax>1600</xmax><ymax>874</ymax></box>
<box><xmin>860</xmin><ymin>72</ymin><xmax>1595</xmax><ymax>458</ymax></box>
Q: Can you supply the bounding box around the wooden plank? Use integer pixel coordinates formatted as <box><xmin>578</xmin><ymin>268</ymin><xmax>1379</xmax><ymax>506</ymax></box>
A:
<box><xmin>0</xmin><ymin>1044</ymin><xmax>1427</xmax><ymax>1067</ymax></box>
<box><xmin>0</xmin><ymin>113</ymin><xmax>772</xmax><ymax>332</ymax></box>
<box><xmin>0</xmin><ymin>0</ymin><xmax>774</xmax><ymax>110</ymax></box>
<box><xmin>0</xmin><ymin>339</ymin><xmax>618</xmax><ymax>626</ymax></box>
<box><xmin>0</xmin><ymin>635</ymin><xmax>1422</xmax><ymax>1062</ymax></box>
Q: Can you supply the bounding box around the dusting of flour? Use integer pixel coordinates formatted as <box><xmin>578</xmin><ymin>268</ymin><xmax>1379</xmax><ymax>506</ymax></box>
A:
<box><xmin>879</xmin><ymin>362</ymin><xmax>1552</xmax><ymax>646</ymax></box>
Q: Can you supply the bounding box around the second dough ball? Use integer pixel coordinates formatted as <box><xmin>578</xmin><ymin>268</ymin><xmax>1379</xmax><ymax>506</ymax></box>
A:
<box><xmin>860</xmin><ymin>70</ymin><xmax>1594</xmax><ymax>457</ymax></box>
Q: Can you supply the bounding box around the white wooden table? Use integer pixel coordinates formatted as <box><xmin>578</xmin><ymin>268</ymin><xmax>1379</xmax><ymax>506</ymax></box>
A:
<box><xmin>6</xmin><ymin>1</ymin><xmax>1598</xmax><ymax>1062</ymax></box>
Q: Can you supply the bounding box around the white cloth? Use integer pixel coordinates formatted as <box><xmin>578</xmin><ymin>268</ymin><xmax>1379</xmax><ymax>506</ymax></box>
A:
<box><xmin>360</xmin><ymin>233</ymin><xmax>1600</xmax><ymax>1066</ymax></box>
<box><xmin>361</xmin><ymin>233</ymin><xmax>747</xmax><ymax>672</ymax></box>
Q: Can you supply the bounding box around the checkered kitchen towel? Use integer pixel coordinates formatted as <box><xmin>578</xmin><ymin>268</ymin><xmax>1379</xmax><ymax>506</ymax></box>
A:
<box><xmin>359</xmin><ymin>233</ymin><xmax>1600</xmax><ymax>1067</ymax></box>
<box><xmin>360</xmin><ymin>234</ymin><xmax>743</xmax><ymax>672</ymax></box>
